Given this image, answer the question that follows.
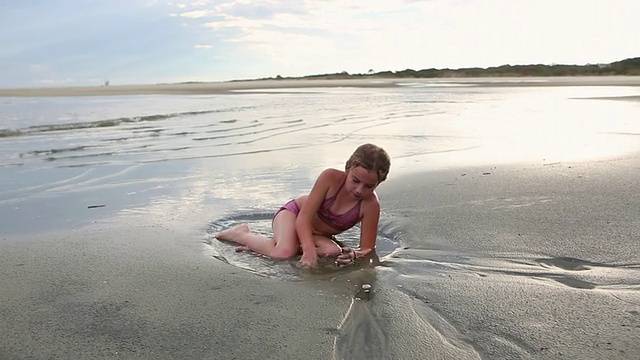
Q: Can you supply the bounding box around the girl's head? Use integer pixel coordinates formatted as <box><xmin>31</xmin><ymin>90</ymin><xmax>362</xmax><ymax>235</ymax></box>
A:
<box><xmin>345</xmin><ymin>143</ymin><xmax>391</xmax><ymax>184</ymax></box>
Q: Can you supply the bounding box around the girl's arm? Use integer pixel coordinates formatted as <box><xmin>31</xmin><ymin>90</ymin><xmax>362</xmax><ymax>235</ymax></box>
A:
<box><xmin>296</xmin><ymin>169</ymin><xmax>334</xmax><ymax>267</ymax></box>
<box><xmin>356</xmin><ymin>197</ymin><xmax>380</xmax><ymax>257</ymax></box>
<box><xmin>336</xmin><ymin>196</ymin><xmax>380</xmax><ymax>266</ymax></box>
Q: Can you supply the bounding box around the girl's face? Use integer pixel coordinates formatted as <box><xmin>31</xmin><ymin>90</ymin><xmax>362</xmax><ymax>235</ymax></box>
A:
<box><xmin>345</xmin><ymin>166</ymin><xmax>379</xmax><ymax>199</ymax></box>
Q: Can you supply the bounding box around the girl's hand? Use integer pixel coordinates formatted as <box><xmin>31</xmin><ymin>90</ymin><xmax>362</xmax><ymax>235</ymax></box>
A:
<box><xmin>336</xmin><ymin>247</ymin><xmax>356</xmax><ymax>266</ymax></box>
<box><xmin>298</xmin><ymin>253</ymin><xmax>318</xmax><ymax>268</ymax></box>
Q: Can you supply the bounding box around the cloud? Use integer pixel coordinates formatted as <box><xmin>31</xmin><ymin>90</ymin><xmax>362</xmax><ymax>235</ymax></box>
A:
<box><xmin>193</xmin><ymin>1</ymin><xmax>426</xmax><ymax>75</ymax></box>
<box><xmin>173</xmin><ymin>0</ymin><xmax>211</xmax><ymax>9</ymax></box>
<box><xmin>214</xmin><ymin>0</ymin><xmax>308</xmax><ymax>19</ymax></box>
<box><xmin>2</xmin><ymin>0</ymin><xmax>640</xmax><ymax>87</ymax></box>
<box><xmin>179</xmin><ymin>9</ymin><xmax>215</xmax><ymax>18</ymax></box>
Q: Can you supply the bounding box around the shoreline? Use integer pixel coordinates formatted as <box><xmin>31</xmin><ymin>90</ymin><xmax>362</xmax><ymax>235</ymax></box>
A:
<box><xmin>1</xmin><ymin>76</ymin><xmax>640</xmax><ymax>97</ymax></box>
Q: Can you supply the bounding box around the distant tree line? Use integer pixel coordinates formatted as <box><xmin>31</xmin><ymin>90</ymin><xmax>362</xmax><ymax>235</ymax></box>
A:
<box><xmin>264</xmin><ymin>57</ymin><xmax>640</xmax><ymax>80</ymax></box>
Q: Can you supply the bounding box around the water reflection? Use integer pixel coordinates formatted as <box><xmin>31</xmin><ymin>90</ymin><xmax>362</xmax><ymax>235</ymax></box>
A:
<box><xmin>1</xmin><ymin>84</ymin><xmax>639</xmax><ymax>235</ymax></box>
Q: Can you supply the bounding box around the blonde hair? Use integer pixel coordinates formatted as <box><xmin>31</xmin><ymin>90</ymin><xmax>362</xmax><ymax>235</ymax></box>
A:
<box><xmin>345</xmin><ymin>143</ymin><xmax>391</xmax><ymax>183</ymax></box>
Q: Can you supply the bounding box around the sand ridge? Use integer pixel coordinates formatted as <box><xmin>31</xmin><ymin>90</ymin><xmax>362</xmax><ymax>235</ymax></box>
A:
<box><xmin>1</xmin><ymin>76</ymin><xmax>640</xmax><ymax>97</ymax></box>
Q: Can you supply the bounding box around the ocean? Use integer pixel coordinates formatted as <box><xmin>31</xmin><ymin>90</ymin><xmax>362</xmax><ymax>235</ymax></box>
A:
<box><xmin>1</xmin><ymin>79</ymin><xmax>639</xmax><ymax>236</ymax></box>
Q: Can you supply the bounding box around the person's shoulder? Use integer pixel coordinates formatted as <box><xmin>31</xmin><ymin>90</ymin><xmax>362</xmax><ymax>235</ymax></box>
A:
<box><xmin>362</xmin><ymin>191</ymin><xmax>381</xmax><ymax>211</ymax></box>
<box><xmin>318</xmin><ymin>168</ymin><xmax>345</xmax><ymax>181</ymax></box>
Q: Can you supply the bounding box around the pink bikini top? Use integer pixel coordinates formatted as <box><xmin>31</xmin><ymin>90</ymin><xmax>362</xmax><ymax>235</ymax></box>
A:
<box><xmin>317</xmin><ymin>178</ymin><xmax>362</xmax><ymax>232</ymax></box>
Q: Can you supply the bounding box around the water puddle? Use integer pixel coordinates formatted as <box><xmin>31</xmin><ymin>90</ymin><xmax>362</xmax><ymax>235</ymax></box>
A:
<box><xmin>204</xmin><ymin>211</ymin><xmax>402</xmax><ymax>280</ymax></box>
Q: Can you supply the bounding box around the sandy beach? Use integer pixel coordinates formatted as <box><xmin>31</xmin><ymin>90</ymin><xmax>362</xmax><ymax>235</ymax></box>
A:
<box><xmin>1</xmin><ymin>78</ymin><xmax>639</xmax><ymax>359</ymax></box>
<box><xmin>2</xmin><ymin>155</ymin><xmax>639</xmax><ymax>359</ymax></box>
<box><xmin>1</xmin><ymin>76</ymin><xmax>640</xmax><ymax>97</ymax></box>
<box><xmin>379</xmin><ymin>157</ymin><xmax>640</xmax><ymax>359</ymax></box>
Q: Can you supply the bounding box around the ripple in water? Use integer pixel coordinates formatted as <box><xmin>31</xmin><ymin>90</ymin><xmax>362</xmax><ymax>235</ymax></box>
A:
<box><xmin>204</xmin><ymin>211</ymin><xmax>402</xmax><ymax>280</ymax></box>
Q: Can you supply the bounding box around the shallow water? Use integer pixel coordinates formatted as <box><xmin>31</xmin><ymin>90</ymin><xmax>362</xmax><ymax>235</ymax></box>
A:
<box><xmin>204</xmin><ymin>212</ymin><xmax>402</xmax><ymax>281</ymax></box>
<box><xmin>1</xmin><ymin>81</ymin><xmax>639</xmax><ymax>236</ymax></box>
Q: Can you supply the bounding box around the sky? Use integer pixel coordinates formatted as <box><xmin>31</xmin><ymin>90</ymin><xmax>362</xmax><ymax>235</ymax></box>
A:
<box><xmin>1</xmin><ymin>0</ymin><xmax>639</xmax><ymax>88</ymax></box>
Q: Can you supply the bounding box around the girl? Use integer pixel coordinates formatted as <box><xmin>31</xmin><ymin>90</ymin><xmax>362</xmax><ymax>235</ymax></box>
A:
<box><xmin>216</xmin><ymin>143</ymin><xmax>391</xmax><ymax>268</ymax></box>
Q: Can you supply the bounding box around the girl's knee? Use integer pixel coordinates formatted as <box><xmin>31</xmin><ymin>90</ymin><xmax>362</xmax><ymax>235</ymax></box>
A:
<box><xmin>270</xmin><ymin>247</ymin><xmax>298</xmax><ymax>260</ymax></box>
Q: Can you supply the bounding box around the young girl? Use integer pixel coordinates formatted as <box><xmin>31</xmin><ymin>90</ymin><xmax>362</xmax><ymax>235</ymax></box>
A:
<box><xmin>216</xmin><ymin>143</ymin><xmax>391</xmax><ymax>268</ymax></box>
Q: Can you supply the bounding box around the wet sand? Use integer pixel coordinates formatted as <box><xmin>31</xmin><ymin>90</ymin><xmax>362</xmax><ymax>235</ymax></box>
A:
<box><xmin>1</xmin><ymin>76</ymin><xmax>640</xmax><ymax>97</ymax></box>
<box><xmin>375</xmin><ymin>155</ymin><xmax>640</xmax><ymax>359</ymax></box>
<box><xmin>2</xmin><ymin>155</ymin><xmax>639</xmax><ymax>359</ymax></box>
<box><xmin>0</xmin><ymin>223</ymin><xmax>346</xmax><ymax>359</ymax></box>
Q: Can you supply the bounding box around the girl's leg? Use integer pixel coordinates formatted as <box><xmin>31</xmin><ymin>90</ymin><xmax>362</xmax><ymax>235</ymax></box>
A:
<box><xmin>314</xmin><ymin>236</ymin><xmax>342</xmax><ymax>257</ymax></box>
<box><xmin>215</xmin><ymin>210</ymin><xmax>300</xmax><ymax>260</ymax></box>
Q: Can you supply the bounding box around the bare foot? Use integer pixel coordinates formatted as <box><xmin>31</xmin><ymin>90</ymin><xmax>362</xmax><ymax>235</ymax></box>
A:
<box><xmin>215</xmin><ymin>223</ymin><xmax>250</xmax><ymax>242</ymax></box>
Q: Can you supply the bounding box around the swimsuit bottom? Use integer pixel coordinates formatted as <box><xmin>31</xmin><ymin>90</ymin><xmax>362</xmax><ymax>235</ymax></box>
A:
<box><xmin>275</xmin><ymin>199</ymin><xmax>300</xmax><ymax>217</ymax></box>
<box><xmin>273</xmin><ymin>199</ymin><xmax>345</xmax><ymax>247</ymax></box>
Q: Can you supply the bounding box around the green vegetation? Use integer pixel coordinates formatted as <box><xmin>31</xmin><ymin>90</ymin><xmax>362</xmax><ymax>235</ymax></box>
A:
<box><xmin>264</xmin><ymin>57</ymin><xmax>640</xmax><ymax>80</ymax></box>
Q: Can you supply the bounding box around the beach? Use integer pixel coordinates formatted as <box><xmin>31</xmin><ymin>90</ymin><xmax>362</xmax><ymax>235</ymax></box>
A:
<box><xmin>378</xmin><ymin>158</ymin><xmax>640</xmax><ymax>359</ymax></box>
<box><xmin>2</xmin><ymin>158</ymin><xmax>639</xmax><ymax>359</ymax></box>
<box><xmin>1</xmin><ymin>78</ymin><xmax>639</xmax><ymax>359</ymax></box>
<box><xmin>2</xmin><ymin>76</ymin><xmax>640</xmax><ymax>97</ymax></box>
<box><xmin>0</xmin><ymin>222</ymin><xmax>345</xmax><ymax>359</ymax></box>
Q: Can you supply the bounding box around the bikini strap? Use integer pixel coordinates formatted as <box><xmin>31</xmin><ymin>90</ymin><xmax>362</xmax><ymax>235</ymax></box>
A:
<box><xmin>336</xmin><ymin>174</ymin><xmax>347</xmax><ymax>193</ymax></box>
<box><xmin>326</xmin><ymin>174</ymin><xmax>346</xmax><ymax>201</ymax></box>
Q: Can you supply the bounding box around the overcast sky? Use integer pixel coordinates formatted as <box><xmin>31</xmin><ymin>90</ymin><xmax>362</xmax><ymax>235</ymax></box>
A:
<box><xmin>1</xmin><ymin>0</ymin><xmax>639</xmax><ymax>88</ymax></box>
